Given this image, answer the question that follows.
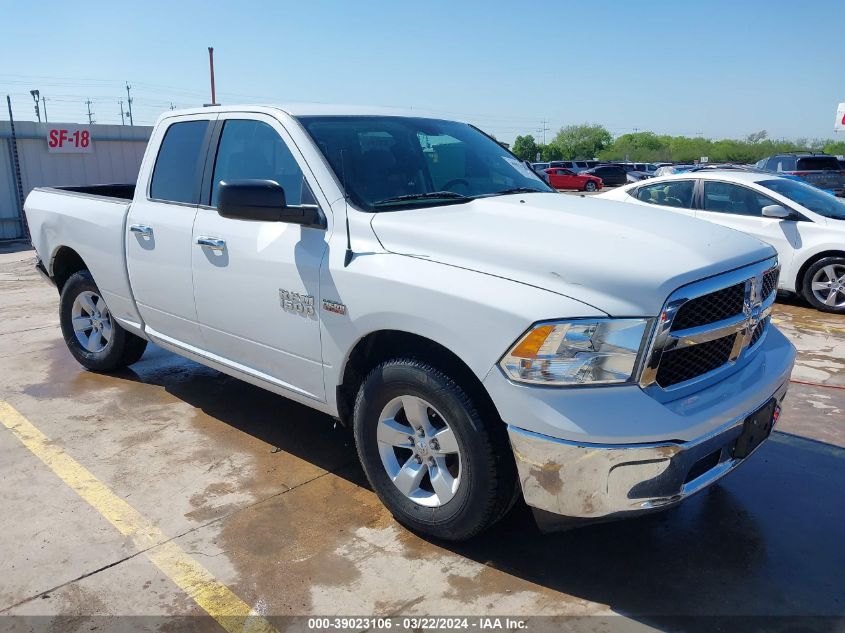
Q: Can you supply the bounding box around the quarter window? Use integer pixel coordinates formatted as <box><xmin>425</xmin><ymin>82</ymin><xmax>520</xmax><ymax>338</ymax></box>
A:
<box><xmin>633</xmin><ymin>180</ymin><xmax>695</xmax><ymax>208</ymax></box>
<box><xmin>210</xmin><ymin>119</ymin><xmax>314</xmax><ymax>208</ymax></box>
<box><xmin>150</xmin><ymin>120</ymin><xmax>210</xmax><ymax>204</ymax></box>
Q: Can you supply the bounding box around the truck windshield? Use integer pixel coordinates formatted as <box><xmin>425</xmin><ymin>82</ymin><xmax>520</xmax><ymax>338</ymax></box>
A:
<box><xmin>297</xmin><ymin>116</ymin><xmax>552</xmax><ymax>211</ymax></box>
<box><xmin>759</xmin><ymin>178</ymin><xmax>845</xmax><ymax>220</ymax></box>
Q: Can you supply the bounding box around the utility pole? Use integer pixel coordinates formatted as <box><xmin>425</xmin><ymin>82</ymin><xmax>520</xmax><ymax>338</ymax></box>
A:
<box><xmin>119</xmin><ymin>100</ymin><xmax>125</xmax><ymax>125</ymax></box>
<box><xmin>85</xmin><ymin>99</ymin><xmax>95</xmax><ymax>125</ymax></box>
<box><xmin>169</xmin><ymin>102</ymin><xmax>175</xmax><ymax>111</ymax></box>
<box><xmin>41</xmin><ymin>96</ymin><xmax>48</xmax><ymax>123</ymax></box>
<box><xmin>29</xmin><ymin>89</ymin><xmax>41</xmax><ymax>122</ymax></box>
<box><xmin>125</xmin><ymin>82</ymin><xmax>134</xmax><ymax>126</ymax></box>
<box><xmin>537</xmin><ymin>119</ymin><xmax>550</xmax><ymax>145</ymax></box>
<box><xmin>207</xmin><ymin>46</ymin><xmax>218</xmax><ymax>106</ymax></box>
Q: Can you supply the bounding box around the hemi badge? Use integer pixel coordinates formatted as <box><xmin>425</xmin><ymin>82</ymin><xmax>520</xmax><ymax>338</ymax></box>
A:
<box><xmin>322</xmin><ymin>299</ymin><xmax>347</xmax><ymax>315</ymax></box>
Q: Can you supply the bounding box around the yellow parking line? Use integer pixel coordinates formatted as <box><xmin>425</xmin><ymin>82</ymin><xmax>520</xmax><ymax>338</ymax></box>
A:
<box><xmin>0</xmin><ymin>400</ymin><xmax>278</xmax><ymax>633</ymax></box>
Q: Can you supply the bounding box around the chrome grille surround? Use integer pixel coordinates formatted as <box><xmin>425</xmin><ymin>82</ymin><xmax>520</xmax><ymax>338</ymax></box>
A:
<box><xmin>640</xmin><ymin>258</ymin><xmax>780</xmax><ymax>392</ymax></box>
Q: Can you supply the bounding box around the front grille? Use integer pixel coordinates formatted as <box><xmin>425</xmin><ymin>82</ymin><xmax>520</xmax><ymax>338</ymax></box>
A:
<box><xmin>761</xmin><ymin>268</ymin><xmax>779</xmax><ymax>299</ymax></box>
<box><xmin>671</xmin><ymin>282</ymin><xmax>745</xmax><ymax>331</ymax></box>
<box><xmin>749</xmin><ymin>317</ymin><xmax>768</xmax><ymax>347</ymax></box>
<box><xmin>656</xmin><ymin>335</ymin><xmax>737</xmax><ymax>388</ymax></box>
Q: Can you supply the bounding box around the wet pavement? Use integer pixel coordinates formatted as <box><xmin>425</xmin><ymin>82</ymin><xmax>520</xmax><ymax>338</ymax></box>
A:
<box><xmin>0</xmin><ymin>243</ymin><xmax>843</xmax><ymax>631</ymax></box>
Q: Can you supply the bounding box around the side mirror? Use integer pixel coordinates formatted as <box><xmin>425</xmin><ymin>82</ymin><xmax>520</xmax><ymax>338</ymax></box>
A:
<box><xmin>761</xmin><ymin>204</ymin><xmax>795</xmax><ymax>220</ymax></box>
<box><xmin>217</xmin><ymin>180</ymin><xmax>321</xmax><ymax>226</ymax></box>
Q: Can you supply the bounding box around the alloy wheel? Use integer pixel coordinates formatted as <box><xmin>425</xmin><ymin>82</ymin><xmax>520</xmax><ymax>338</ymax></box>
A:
<box><xmin>71</xmin><ymin>291</ymin><xmax>113</xmax><ymax>353</ymax></box>
<box><xmin>810</xmin><ymin>264</ymin><xmax>845</xmax><ymax>309</ymax></box>
<box><xmin>376</xmin><ymin>395</ymin><xmax>462</xmax><ymax>507</ymax></box>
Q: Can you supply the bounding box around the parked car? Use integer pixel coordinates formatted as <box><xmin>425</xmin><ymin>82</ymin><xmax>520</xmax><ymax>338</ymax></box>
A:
<box><xmin>755</xmin><ymin>153</ymin><xmax>845</xmax><ymax>197</ymax></box>
<box><xmin>599</xmin><ymin>170</ymin><xmax>845</xmax><ymax>313</ymax></box>
<box><xmin>25</xmin><ymin>105</ymin><xmax>794</xmax><ymax>539</ymax></box>
<box><xmin>531</xmin><ymin>162</ymin><xmax>550</xmax><ymax>174</ymax></box>
<box><xmin>614</xmin><ymin>162</ymin><xmax>658</xmax><ymax>174</ymax></box>
<box><xmin>544</xmin><ymin>167</ymin><xmax>603</xmax><ymax>191</ymax></box>
<box><xmin>653</xmin><ymin>164</ymin><xmax>696</xmax><ymax>177</ymax></box>
<box><xmin>580</xmin><ymin>164</ymin><xmax>628</xmax><ymax>186</ymax></box>
<box><xmin>626</xmin><ymin>170</ymin><xmax>653</xmax><ymax>183</ymax></box>
<box><xmin>549</xmin><ymin>160</ymin><xmax>591</xmax><ymax>172</ymax></box>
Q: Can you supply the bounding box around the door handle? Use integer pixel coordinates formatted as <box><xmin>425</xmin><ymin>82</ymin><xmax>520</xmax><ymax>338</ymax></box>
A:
<box><xmin>129</xmin><ymin>224</ymin><xmax>152</xmax><ymax>238</ymax></box>
<box><xmin>196</xmin><ymin>236</ymin><xmax>226</xmax><ymax>252</ymax></box>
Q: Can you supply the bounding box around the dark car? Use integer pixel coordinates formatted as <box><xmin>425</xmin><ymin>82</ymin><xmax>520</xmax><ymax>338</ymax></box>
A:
<box><xmin>755</xmin><ymin>153</ymin><xmax>845</xmax><ymax>196</ymax></box>
<box><xmin>581</xmin><ymin>164</ymin><xmax>628</xmax><ymax>186</ymax></box>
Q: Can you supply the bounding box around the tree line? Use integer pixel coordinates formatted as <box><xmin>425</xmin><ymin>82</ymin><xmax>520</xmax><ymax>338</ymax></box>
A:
<box><xmin>511</xmin><ymin>124</ymin><xmax>845</xmax><ymax>164</ymax></box>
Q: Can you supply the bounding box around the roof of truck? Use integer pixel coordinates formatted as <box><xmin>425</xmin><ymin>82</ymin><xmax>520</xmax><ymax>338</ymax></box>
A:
<box><xmin>165</xmin><ymin>103</ymin><xmax>458</xmax><ymax>120</ymax></box>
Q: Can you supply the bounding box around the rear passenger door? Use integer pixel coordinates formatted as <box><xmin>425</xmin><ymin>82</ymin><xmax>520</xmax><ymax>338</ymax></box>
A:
<box><xmin>191</xmin><ymin>114</ymin><xmax>329</xmax><ymax>401</ymax></box>
<box><xmin>630</xmin><ymin>180</ymin><xmax>697</xmax><ymax>218</ymax></box>
<box><xmin>126</xmin><ymin>115</ymin><xmax>215</xmax><ymax>348</ymax></box>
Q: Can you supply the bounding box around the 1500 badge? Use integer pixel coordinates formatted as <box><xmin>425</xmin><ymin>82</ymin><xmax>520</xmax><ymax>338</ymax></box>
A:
<box><xmin>279</xmin><ymin>289</ymin><xmax>315</xmax><ymax>317</ymax></box>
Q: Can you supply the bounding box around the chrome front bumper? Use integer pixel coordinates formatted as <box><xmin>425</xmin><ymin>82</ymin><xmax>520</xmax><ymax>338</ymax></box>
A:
<box><xmin>508</xmin><ymin>380</ymin><xmax>789</xmax><ymax>529</ymax></box>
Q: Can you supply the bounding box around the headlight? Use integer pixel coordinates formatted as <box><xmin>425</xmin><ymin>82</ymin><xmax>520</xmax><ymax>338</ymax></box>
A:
<box><xmin>500</xmin><ymin>319</ymin><xmax>652</xmax><ymax>386</ymax></box>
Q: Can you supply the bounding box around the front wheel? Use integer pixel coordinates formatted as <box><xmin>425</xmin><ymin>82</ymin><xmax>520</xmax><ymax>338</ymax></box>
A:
<box><xmin>584</xmin><ymin>181</ymin><xmax>598</xmax><ymax>192</ymax></box>
<box><xmin>803</xmin><ymin>257</ymin><xmax>845</xmax><ymax>313</ymax></box>
<box><xmin>353</xmin><ymin>359</ymin><xmax>517</xmax><ymax>541</ymax></box>
<box><xmin>59</xmin><ymin>270</ymin><xmax>148</xmax><ymax>371</ymax></box>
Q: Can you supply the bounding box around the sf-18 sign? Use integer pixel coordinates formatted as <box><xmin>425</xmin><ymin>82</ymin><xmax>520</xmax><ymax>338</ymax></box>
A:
<box><xmin>47</xmin><ymin>126</ymin><xmax>93</xmax><ymax>153</ymax></box>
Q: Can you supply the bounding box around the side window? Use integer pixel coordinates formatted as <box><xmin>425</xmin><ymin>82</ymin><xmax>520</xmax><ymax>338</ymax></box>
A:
<box><xmin>774</xmin><ymin>156</ymin><xmax>796</xmax><ymax>172</ymax></box>
<box><xmin>150</xmin><ymin>120</ymin><xmax>210</xmax><ymax>203</ymax></box>
<box><xmin>210</xmin><ymin>119</ymin><xmax>314</xmax><ymax>208</ymax></box>
<box><xmin>702</xmin><ymin>182</ymin><xmax>773</xmax><ymax>216</ymax></box>
<box><xmin>634</xmin><ymin>180</ymin><xmax>695</xmax><ymax>208</ymax></box>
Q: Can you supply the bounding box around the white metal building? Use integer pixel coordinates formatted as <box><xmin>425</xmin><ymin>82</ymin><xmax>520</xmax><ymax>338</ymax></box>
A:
<box><xmin>0</xmin><ymin>121</ymin><xmax>152</xmax><ymax>240</ymax></box>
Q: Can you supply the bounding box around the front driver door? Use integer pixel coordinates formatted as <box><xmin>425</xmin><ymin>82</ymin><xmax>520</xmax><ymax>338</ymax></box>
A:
<box><xmin>191</xmin><ymin>115</ymin><xmax>329</xmax><ymax>401</ymax></box>
<box><xmin>695</xmin><ymin>180</ymin><xmax>798</xmax><ymax>272</ymax></box>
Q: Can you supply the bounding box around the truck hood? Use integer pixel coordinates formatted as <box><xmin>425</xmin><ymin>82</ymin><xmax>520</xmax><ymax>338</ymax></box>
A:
<box><xmin>370</xmin><ymin>193</ymin><xmax>776</xmax><ymax>316</ymax></box>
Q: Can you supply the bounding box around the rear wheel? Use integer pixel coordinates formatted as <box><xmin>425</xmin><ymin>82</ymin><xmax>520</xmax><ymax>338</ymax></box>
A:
<box><xmin>584</xmin><ymin>181</ymin><xmax>598</xmax><ymax>192</ymax></box>
<box><xmin>59</xmin><ymin>271</ymin><xmax>148</xmax><ymax>371</ymax></box>
<box><xmin>803</xmin><ymin>257</ymin><xmax>845</xmax><ymax>314</ymax></box>
<box><xmin>353</xmin><ymin>359</ymin><xmax>517</xmax><ymax>541</ymax></box>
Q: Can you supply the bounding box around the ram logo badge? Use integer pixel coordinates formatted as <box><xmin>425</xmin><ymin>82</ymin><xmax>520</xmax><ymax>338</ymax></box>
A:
<box><xmin>279</xmin><ymin>289</ymin><xmax>315</xmax><ymax>317</ymax></box>
<box><xmin>322</xmin><ymin>299</ymin><xmax>347</xmax><ymax>315</ymax></box>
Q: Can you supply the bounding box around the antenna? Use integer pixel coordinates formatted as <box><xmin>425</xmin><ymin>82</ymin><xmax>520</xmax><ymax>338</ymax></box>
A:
<box><xmin>340</xmin><ymin>149</ymin><xmax>354</xmax><ymax>267</ymax></box>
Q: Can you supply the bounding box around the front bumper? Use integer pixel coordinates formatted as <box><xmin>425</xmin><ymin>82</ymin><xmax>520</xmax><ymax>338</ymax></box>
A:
<box><xmin>508</xmin><ymin>380</ymin><xmax>788</xmax><ymax>529</ymax></box>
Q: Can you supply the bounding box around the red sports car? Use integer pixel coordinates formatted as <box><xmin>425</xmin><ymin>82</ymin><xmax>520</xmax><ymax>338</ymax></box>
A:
<box><xmin>544</xmin><ymin>168</ymin><xmax>603</xmax><ymax>192</ymax></box>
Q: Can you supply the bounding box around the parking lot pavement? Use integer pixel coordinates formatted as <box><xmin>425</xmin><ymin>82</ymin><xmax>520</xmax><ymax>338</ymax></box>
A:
<box><xmin>1</xmin><ymin>243</ymin><xmax>843</xmax><ymax>630</ymax></box>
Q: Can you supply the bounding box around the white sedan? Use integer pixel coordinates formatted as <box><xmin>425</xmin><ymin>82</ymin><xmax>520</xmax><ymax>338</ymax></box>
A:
<box><xmin>598</xmin><ymin>170</ymin><xmax>845</xmax><ymax>313</ymax></box>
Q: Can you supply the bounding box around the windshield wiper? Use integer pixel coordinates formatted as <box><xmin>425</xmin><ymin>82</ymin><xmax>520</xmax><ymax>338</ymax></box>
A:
<box><xmin>483</xmin><ymin>187</ymin><xmax>547</xmax><ymax>197</ymax></box>
<box><xmin>373</xmin><ymin>191</ymin><xmax>469</xmax><ymax>206</ymax></box>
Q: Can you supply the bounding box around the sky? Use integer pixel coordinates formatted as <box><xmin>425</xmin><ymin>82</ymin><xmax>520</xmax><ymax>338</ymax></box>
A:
<box><xmin>2</xmin><ymin>0</ymin><xmax>844</xmax><ymax>145</ymax></box>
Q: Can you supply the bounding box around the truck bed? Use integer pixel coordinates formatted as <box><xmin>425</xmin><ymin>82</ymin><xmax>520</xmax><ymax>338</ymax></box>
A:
<box><xmin>25</xmin><ymin>186</ymin><xmax>143</xmax><ymax>331</ymax></box>
<box><xmin>53</xmin><ymin>184</ymin><xmax>136</xmax><ymax>200</ymax></box>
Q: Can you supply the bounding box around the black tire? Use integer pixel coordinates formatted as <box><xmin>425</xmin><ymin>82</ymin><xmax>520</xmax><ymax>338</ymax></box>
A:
<box><xmin>59</xmin><ymin>270</ymin><xmax>148</xmax><ymax>371</ymax></box>
<box><xmin>353</xmin><ymin>359</ymin><xmax>517</xmax><ymax>541</ymax></box>
<box><xmin>584</xmin><ymin>181</ymin><xmax>597</xmax><ymax>192</ymax></box>
<box><xmin>801</xmin><ymin>256</ymin><xmax>845</xmax><ymax>314</ymax></box>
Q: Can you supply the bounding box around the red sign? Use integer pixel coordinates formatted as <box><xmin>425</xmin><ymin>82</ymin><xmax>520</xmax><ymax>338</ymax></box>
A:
<box><xmin>47</xmin><ymin>126</ymin><xmax>93</xmax><ymax>153</ymax></box>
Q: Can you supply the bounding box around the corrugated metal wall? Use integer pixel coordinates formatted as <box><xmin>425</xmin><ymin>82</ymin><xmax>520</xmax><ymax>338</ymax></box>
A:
<box><xmin>0</xmin><ymin>121</ymin><xmax>152</xmax><ymax>240</ymax></box>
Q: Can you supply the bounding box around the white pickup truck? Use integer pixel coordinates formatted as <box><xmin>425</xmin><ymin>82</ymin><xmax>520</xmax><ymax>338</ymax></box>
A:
<box><xmin>26</xmin><ymin>105</ymin><xmax>795</xmax><ymax>539</ymax></box>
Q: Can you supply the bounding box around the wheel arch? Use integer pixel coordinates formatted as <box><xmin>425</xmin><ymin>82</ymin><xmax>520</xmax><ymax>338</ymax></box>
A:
<box><xmin>336</xmin><ymin>329</ymin><xmax>501</xmax><ymax>429</ymax></box>
<box><xmin>795</xmin><ymin>249</ymin><xmax>845</xmax><ymax>295</ymax></box>
<box><xmin>50</xmin><ymin>246</ymin><xmax>89</xmax><ymax>292</ymax></box>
